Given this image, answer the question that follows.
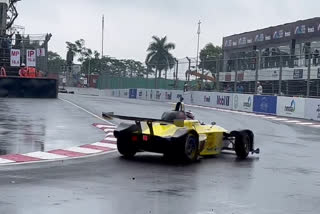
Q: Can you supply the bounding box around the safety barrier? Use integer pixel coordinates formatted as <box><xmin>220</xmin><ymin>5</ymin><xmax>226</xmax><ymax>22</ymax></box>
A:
<box><xmin>68</xmin><ymin>87</ymin><xmax>320</xmax><ymax>122</ymax></box>
<box><xmin>0</xmin><ymin>77</ymin><xmax>58</xmax><ymax>98</ymax></box>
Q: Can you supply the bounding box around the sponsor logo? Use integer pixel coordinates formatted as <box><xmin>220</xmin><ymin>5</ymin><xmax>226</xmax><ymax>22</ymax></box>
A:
<box><xmin>139</xmin><ymin>91</ymin><xmax>142</xmax><ymax>97</ymax></box>
<box><xmin>204</xmin><ymin>96</ymin><xmax>210</xmax><ymax>103</ymax></box>
<box><xmin>260</xmin><ymin>97</ymin><xmax>269</xmax><ymax>112</ymax></box>
<box><xmin>225</xmin><ymin>40</ymin><xmax>232</xmax><ymax>47</ymax></box>
<box><xmin>234</xmin><ymin>95</ymin><xmax>239</xmax><ymax>109</ymax></box>
<box><xmin>124</xmin><ymin>91</ymin><xmax>128</xmax><ymax>96</ymax></box>
<box><xmin>273</xmin><ymin>30</ymin><xmax>283</xmax><ymax>39</ymax></box>
<box><xmin>247</xmin><ymin>39</ymin><xmax>253</xmax><ymax>44</ymax></box>
<box><xmin>272</xmin><ymin>70</ymin><xmax>279</xmax><ymax>78</ymax></box>
<box><xmin>255</xmin><ymin>34</ymin><xmax>264</xmax><ymax>42</ymax></box>
<box><xmin>232</xmin><ymin>41</ymin><xmax>237</xmax><ymax>46</ymax></box>
<box><xmin>295</xmin><ymin>25</ymin><xmax>306</xmax><ymax>34</ymax></box>
<box><xmin>243</xmin><ymin>97</ymin><xmax>252</xmax><ymax>108</ymax></box>
<box><xmin>165</xmin><ymin>92</ymin><xmax>172</xmax><ymax>100</ymax></box>
<box><xmin>156</xmin><ymin>91</ymin><xmax>161</xmax><ymax>100</ymax></box>
<box><xmin>285</xmin><ymin>100</ymin><xmax>296</xmax><ymax>112</ymax></box>
<box><xmin>238</xmin><ymin>37</ymin><xmax>247</xmax><ymax>45</ymax></box>
<box><xmin>308</xmin><ymin>27</ymin><xmax>315</xmax><ymax>33</ymax></box>
<box><xmin>217</xmin><ymin>96</ymin><xmax>230</xmax><ymax>106</ymax></box>
<box><xmin>285</xmin><ymin>31</ymin><xmax>291</xmax><ymax>37</ymax></box>
<box><xmin>317</xmin><ymin>105</ymin><xmax>320</xmax><ymax>119</ymax></box>
<box><xmin>265</xmin><ymin>35</ymin><xmax>271</xmax><ymax>40</ymax></box>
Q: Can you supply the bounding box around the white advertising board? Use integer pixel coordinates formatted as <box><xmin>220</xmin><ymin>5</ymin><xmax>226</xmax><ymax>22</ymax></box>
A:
<box><xmin>215</xmin><ymin>92</ymin><xmax>233</xmax><ymax>109</ymax></box>
<box><xmin>190</xmin><ymin>91</ymin><xmax>215</xmax><ymax>107</ymax></box>
<box><xmin>304</xmin><ymin>98</ymin><xmax>320</xmax><ymax>121</ymax></box>
<box><xmin>137</xmin><ymin>88</ymin><xmax>145</xmax><ymax>100</ymax></box>
<box><xmin>26</xmin><ymin>49</ymin><xmax>36</xmax><ymax>67</ymax></box>
<box><xmin>276</xmin><ymin>96</ymin><xmax>305</xmax><ymax>118</ymax></box>
<box><xmin>233</xmin><ymin>94</ymin><xmax>254</xmax><ymax>112</ymax></box>
<box><xmin>10</xmin><ymin>49</ymin><xmax>20</xmax><ymax>67</ymax></box>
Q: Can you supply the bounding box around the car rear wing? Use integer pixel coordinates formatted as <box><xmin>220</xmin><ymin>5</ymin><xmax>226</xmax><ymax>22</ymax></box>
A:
<box><xmin>102</xmin><ymin>112</ymin><xmax>184</xmax><ymax>135</ymax></box>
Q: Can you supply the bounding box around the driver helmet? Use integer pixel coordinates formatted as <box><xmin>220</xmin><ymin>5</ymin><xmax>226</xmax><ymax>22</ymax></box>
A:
<box><xmin>186</xmin><ymin>110</ymin><xmax>195</xmax><ymax>120</ymax></box>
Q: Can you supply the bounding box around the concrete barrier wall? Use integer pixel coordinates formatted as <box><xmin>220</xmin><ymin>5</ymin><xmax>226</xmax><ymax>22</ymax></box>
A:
<box><xmin>69</xmin><ymin>87</ymin><xmax>320</xmax><ymax>121</ymax></box>
<box><xmin>0</xmin><ymin>77</ymin><xmax>58</xmax><ymax>98</ymax></box>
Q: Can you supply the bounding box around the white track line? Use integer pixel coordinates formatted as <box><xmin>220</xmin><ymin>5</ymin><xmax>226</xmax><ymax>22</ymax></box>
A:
<box><xmin>93</xmin><ymin>142</ymin><xmax>117</xmax><ymax>149</ymax></box>
<box><xmin>296</xmin><ymin>122</ymin><xmax>314</xmax><ymax>125</ymax></box>
<box><xmin>66</xmin><ymin>147</ymin><xmax>103</xmax><ymax>154</ymax></box>
<box><xmin>284</xmin><ymin>120</ymin><xmax>301</xmax><ymax>123</ymax></box>
<box><xmin>271</xmin><ymin>118</ymin><xmax>288</xmax><ymax>121</ymax></box>
<box><xmin>26</xmin><ymin>151</ymin><xmax>67</xmax><ymax>160</ymax></box>
<box><xmin>59</xmin><ymin>98</ymin><xmax>114</xmax><ymax>125</ymax></box>
<box><xmin>310</xmin><ymin>124</ymin><xmax>320</xmax><ymax>128</ymax></box>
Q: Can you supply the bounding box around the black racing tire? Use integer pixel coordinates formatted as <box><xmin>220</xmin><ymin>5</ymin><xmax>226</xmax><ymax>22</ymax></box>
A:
<box><xmin>234</xmin><ymin>131</ymin><xmax>250</xmax><ymax>159</ymax></box>
<box><xmin>181</xmin><ymin>133</ymin><xmax>199</xmax><ymax>162</ymax></box>
<box><xmin>117</xmin><ymin>136</ymin><xmax>136</xmax><ymax>158</ymax></box>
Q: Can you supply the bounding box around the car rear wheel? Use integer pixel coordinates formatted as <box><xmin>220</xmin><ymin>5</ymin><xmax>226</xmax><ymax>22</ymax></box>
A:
<box><xmin>234</xmin><ymin>131</ymin><xmax>250</xmax><ymax>159</ymax></box>
<box><xmin>182</xmin><ymin>134</ymin><xmax>199</xmax><ymax>162</ymax></box>
<box><xmin>117</xmin><ymin>136</ymin><xmax>136</xmax><ymax>158</ymax></box>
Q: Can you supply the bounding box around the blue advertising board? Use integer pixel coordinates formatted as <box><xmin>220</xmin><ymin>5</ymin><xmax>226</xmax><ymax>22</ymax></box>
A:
<box><xmin>129</xmin><ymin>89</ymin><xmax>137</xmax><ymax>99</ymax></box>
<box><xmin>253</xmin><ymin>95</ymin><xmax>277</xmax><ymax>114</ymax></box>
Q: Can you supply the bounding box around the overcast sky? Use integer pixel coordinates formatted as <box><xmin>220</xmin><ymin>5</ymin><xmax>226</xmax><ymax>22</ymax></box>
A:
<box><xmin>14</xmin><ymin>0</ymin><xmax>320</xmax><ymax>62</ymax></box>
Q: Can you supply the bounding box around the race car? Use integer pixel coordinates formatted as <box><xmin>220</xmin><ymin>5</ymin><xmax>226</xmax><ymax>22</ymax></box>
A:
<box><xmin>102</xmin><ymin>100</ymin><xmax>260</xmax><ymax>162</ymax></box>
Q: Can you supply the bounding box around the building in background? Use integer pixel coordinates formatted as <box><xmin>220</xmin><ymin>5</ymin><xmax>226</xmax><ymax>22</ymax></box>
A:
<box><xmin>220</xmin><ymin>17</ymin><xmax>320</xmax><ymax>96</ymax></box>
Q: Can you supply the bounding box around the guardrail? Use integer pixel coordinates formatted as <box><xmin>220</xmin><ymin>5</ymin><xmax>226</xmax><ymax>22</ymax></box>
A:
<box><xmin>67</xmin><ymin>87</ymin><xmax>320</xmax><ymax>122</ymax></box>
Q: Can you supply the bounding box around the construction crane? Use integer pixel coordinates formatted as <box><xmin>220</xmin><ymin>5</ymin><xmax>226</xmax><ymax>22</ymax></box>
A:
<box><xmin>185</xmin><ymin>69</ymin><xmax>216</xmax><ymax>82</ymax></box>
<box><xmin>0</xmin><ymin>0</ymin><xmax>20</xmax><ymax>36</ymax></box>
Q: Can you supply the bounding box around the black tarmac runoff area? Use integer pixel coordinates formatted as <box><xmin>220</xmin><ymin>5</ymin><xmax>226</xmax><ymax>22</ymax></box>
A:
<box><xmin>0</xmin><ymin>93</ymin><xmax>319</xmax><ymax>214</ymax></box>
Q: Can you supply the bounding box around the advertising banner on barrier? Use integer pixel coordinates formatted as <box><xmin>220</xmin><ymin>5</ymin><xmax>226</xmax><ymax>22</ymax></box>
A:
<box><xmin>253</xmin><ymin>95</ymin><xmax>277</xmax><ymax>114</ymax></box>
<box><xmin>137</xmin><ymin>89</ymin><xmax>143</xmax><ymax>99</ymax></box>
<box><xmin>304</xmin><ymin>98</ymin><xmax>320</xmax><ymax>121</ymax></box>
<box><xmin>10</xmin><ymin>49</ymin><xmax>20</xmax><ymax>67</ymax></box>
<box><xmin>215</xmin><ymin>92</ymin><xmax>233</xmax><ymax>109</ymax></box>
<box><xmin>277</xmin><ymin>97</ymin><xmax>305</xmax><ymax>118</ymax></box>
<box><xmin>233</xmin><ymin>94</ymin><xmax>254</xmax><ymax>112</ymax></box>
<box><xmin>183</xmin><ymin>92</ymin><xmax>193</xmax><ymax>104</ymax></box>
<box><xmin>26</xmin><ymin>49</ymin><xmax>36</xmax><ymax>67</ymax></box>
<box><xmin>112</xmin><ymin>89</ymin><xmax>120</xmax><ymax>97</ymax></box>
<box><xmin>129</xmin><ymin>89</ymin><xmax>137</xmax><ymax>99</ymax></box>
<box><xmin>120</xmin><ymin>89</ymin><xmax>129</xmax><ymax>98</ymax></box>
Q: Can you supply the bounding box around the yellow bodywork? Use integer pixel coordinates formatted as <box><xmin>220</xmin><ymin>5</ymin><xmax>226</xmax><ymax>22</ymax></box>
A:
<box><xmin>141</xmin><ymin>120</ymin><xmax>227</xmax><ymax>156</ymax></box>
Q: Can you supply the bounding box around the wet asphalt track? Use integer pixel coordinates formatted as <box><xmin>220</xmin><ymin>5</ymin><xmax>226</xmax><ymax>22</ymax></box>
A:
<box><xmin>0</xmin><ymin>93</ymin><xmax>320</xmax><ymax>214</ymax></box>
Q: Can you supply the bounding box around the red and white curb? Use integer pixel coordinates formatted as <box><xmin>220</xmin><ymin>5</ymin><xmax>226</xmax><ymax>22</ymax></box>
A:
<box><xmin>0</xmin><ymin>124</ymin><xmax>117</xmax><ymax>165</ymax></box>
<box><xmin>174</xmin><ymin>103</ymin><xmax>320</xmax><ymax>129</ymax></box>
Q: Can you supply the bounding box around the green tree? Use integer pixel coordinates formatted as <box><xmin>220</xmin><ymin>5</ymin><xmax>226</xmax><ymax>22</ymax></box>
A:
<box><xmin>199</xmin><ymin>43</ymin><xmax>222</xmax><ymax>74</ymax></box>
<box><xmin>48</xmin><ymin>51</ymin><xmax>66</xmax><ymax>74</ymax></box>
<box><xmin>145</xmin><ymin>36</ymin><xmax>175</xmax><ymax>79</ymax></box>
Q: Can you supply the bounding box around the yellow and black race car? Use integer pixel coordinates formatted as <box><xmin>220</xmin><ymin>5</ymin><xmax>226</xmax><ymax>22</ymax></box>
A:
<box><xmin>102</xmin><ymin>100</ymin><xmax>259</xmax><ymax>162</ymax></box>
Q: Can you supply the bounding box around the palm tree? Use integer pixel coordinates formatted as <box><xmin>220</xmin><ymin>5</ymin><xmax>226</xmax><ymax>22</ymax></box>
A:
<box><xmin>145</xmin><ymin>36</ymin><xmax>176</xmax><ymax>79</ymax></box>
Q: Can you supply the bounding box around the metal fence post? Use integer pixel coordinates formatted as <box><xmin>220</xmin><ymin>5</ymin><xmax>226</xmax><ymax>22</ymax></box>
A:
<box><xmin>255</xmin><ymin>51</ymin><xmax>260</xmax><ymax>94</ymax></box>
<box><xmin>234</xmin><ymin>57</ymin><xmax>238</xmax><ymax>93</ymax></box>
<box><xmin>279</xmin><ymin>54</ymin><xmax>283</xmax><ymax>95</ymax></box>
<box><xmin>307</xmin><ymin>53</ymin><xmax>311</xmax><ymax>97</ymax></box>
<box><xmin>216</xmin><ymin>57</ymin><xmax>220</xmax><ymax>91</ymax></box>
